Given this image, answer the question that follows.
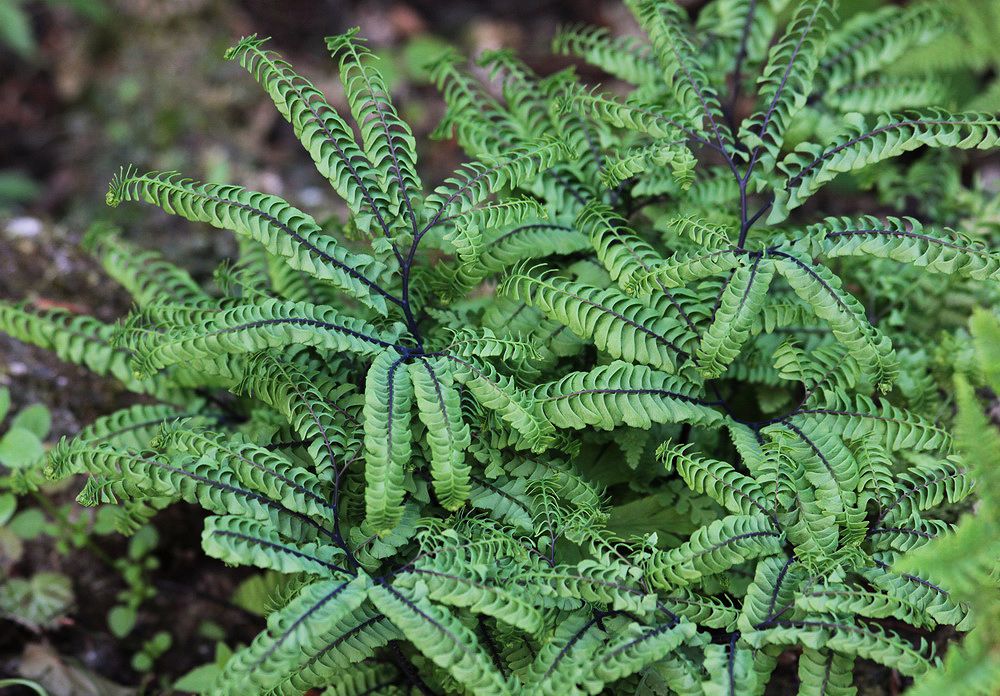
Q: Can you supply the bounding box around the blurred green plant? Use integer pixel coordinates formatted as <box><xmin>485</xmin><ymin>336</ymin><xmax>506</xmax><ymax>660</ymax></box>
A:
<box><xmin>0</xmin><ymin>172</ymin><xmax>42</xmax><ymax>214</ymax></box>
<box><xmin>0</xmin><ymin>386</ymin><xmax>166</xmax><ymax>672</ymax></box>
<box><xmin>902</xmin><ymin>308</ymin><xmax>1000</xmax><ymax>696</ymax></box>
<box><xmin>106</xmin><ymin>523</ymin><xmax>159</xmax><ymax>639</ymax></box>
<box><xmin>131</xmin><ymin>629</ymin><xmax>172</xmax><ymax>673</ymax></box>
<box><xmin>0</xmin><ymin>0</ymin><xmax>106</xmax><ymax>59</ymax></box>
<box><xmin>0</xmin><ymin>390</ymin><xmax>74</xmax><ymax>633</ymax></box>
<box><xmin>0</xmin><ymin>678</ymin><xmax>49</xmax><ymax>696</ymax></box>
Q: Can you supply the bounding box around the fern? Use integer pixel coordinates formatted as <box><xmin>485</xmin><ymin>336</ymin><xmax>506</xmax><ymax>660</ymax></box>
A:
<box><xmin>0</xmin><ymin>5</ymin><xmax>997</xmax><ymax>695</ymax></box>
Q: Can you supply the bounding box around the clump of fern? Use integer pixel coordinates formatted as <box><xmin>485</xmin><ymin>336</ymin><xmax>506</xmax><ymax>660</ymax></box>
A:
<box><xmin>901</xmin><ymin>309</ymin><xmax>1000</xmax><ymax>696</ymax></box>
<box><xmin>0</xmin><ymin>1</ymin><xmax>997</xmax><ymax>694</ymax></box>
<box><xmin>0</xmin><ymin>30</ymin><xmax>584</xmax><ymax>693</ymax></box>
<box><xmin>437</xmin><ymin>0</ymin><xmax>1000</xmax><ymax>692</ymax></box>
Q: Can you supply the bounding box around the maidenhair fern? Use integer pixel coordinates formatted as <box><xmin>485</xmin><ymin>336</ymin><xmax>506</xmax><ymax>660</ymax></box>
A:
<box><xmin>0</xmin><ymin>2</ymin><xmax>998</xmax><ymax>694</ymax></box>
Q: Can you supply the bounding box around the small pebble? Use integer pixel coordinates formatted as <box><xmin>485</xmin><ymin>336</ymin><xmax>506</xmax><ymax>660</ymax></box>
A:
<box><xmin>5</xmin><ymin>217</ymin><xmax>43</xmax><ymax>239</ymax></box>
<box><xmin>299</xmin><ymin>186</ymin><xmax>325</xmax><ymax>208</ymax></box>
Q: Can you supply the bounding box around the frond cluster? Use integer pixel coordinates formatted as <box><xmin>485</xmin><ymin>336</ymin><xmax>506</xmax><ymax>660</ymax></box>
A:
<box><xmin>1</xmin><ymin>3</ymin><xmax>998</xmax><ymax>694</ymax></box>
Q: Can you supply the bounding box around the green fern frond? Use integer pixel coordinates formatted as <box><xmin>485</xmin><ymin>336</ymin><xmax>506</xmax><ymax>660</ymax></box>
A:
<box><xmin>155</xmin><ymin>427</ymin><xmax>336</xmax><ymax>525</ymax></box>
<box><xmin>773</xmin><ymin>111</ymin><xmax>1000</xmax><ymax>222</ymax></box>
<box><xmin>796</xmin><ymin>649</ymin><xmax>856</xmax><ymax>696</ymax></box>
<box><xmin>794</xmin><ymin>394</ymin><xmax>952</xmax><ymax>452</ymax></box>
<box><xmin>202</xmin><ymin>515</ymin><xmax>348</xmax><ymax>576</ymax></box>
<box><xmin>561</xmin><ymin>85</ymin><xmax>693</xmax><ymax>141</ymax></box>
<box><xmin>629</xmin><ymin>247</ymin><xmax>749</xmax><ymax>293</ymax></box>
<box><xmin>500</xmin><ymin>265</ymin><xmax>692</xmax><ymax>372</ymax></box>
<box><xmin>818</xmin><ymin>4</ymin><xmax>951</xmax><ymax>92</ymax></box>
<box><xmin>408</xmin><ymin>357</ymin><xmax>472</xmax><ymax>511</ymax></box>
<box><xmin>657</xmin><ymin>442</ymin><xmax>769</xmax><ymax>518</ymax></box>
<box><xmin>395</xmin><ymin>549</ymin><xmax>543</xmax><ymax>633</ymax></box>
<box><xmin>824</xmin><ymin>76</ymin><xmax>949</xmax><ymax>113</ymax></box>
<box><xmin>124</xmin><ymin>298</ymin><xmax>397</xmax><ymax>376</ymax></box>
<box><xmin>107</xmin><ymin>169</ymin><xmax>392</xmax><ymax>314</ymax></box>
<box><xmin>796</xmin><ymin>584</ymin><xmax>953</xmax><ymax>631</ymax></box>
<box><xmin>696</xmin><ymin>256</ymin><xmax>775</xmax><ymax>378</ymax></box>
<box><xmin>423</xmin><ymin>138</ymin><xmax>570</xmax><ymax>224</ymax></box>
<box><xmin>525</xmin><ymin>612</ymin><xmax>607</xmax><ymax>694</ymax></box>
<box><xmin>552</xmin><ymin>24</ymin><xmax>659</xmax><ymax>85</ymax></box>
<box><xmin>369</xmin><ymin>580</ymin><xmax>512</xmax><ymax>693</ymax></box>
<box><xmin>531</xmin><ymin>361</ymin><xmax>722</xmax><ymax>431</ymax></box>
<box><xmin>588</xmin><ymin>620</ymin><xmax>697</xmax><ymax>688</ymax></box>
<box><xmin>790</xmin><ymin>215</ymin><xmax>1000</xmax><ymax>280</ymax></box>
<box><xmin>626</xmin><ymin>0</ymin><xmax>736</xmax><ymax>154</ymax></box>
<box><xmin>743</xmin><ymin>620</ymin><xmax>934</xmax><ymax>677</ymax></box>
<box><xmin>770</xmin><ymin>250</ymin><xmax>898</xmax><ymax>389</ymax></box>
<box><xmin>0</xmin><ymin>302</ymin><xmax>185</xmax><ymax>401</ymax></box>
<box><xmin>225</xmin><ymin>35</ymin><xmax>395</xmax><ymax>240</ymax></box>
<box><xmin>645</xmin><ymin>513</ymin><xmax>782</xmax><ymax>589</ymax></box>
<box><xmin>601</xmin><ymin>140</ymin><xmax>696</xmax><ymax>189</ymax></box>
<box><xmin>83</xmin><ymin>224</ymin><xmax>208</xmax><ymax>307</ymax></box>
<box><xmin>328</xmin><ymin>28</ymin><xmax>423</xmax><ymax>238</ymax></box>
<box><xmin>237</xmin><ymin>351</ymin><xmax>362</xmax><ymax>477</ymax></box>
<box><xmin>212</xmin><ymin>574</ymin><xmax>371</xmax><ymax>694</ymax></box>
<box><xmin>739</xmin><ymin>0</ymin><xmax>835</xmax><ymax>170</ymax></box>
<box><xmin>363</xmin><ymin>349</ymin><xmax>413</xmax><ymax>535</ymax></box>
<box><xmin>74</xmin><ymin>404</ymin><xmax>202</xmax><ymax>450</ymax></box>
